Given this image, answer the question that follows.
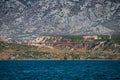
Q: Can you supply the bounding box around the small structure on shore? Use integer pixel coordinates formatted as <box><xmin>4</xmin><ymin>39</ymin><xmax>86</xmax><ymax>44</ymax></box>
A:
<box><xmin>83</xmin><ymin>35</ymin><xmax>99</xmax><ymax>40</ymax></box>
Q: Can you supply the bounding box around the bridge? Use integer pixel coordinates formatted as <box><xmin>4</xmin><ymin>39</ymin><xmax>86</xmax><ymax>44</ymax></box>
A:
<box><xmin>21</xmin><ymin>42</ymin><xmax>95</xmax><ymax>50</ymax></box>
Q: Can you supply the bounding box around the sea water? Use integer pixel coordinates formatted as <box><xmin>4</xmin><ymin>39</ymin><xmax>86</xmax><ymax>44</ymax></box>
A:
<box><xmin>0</xmin><ymin>60</ymin><xmax>120</xmax><ymax>80</ymax></box>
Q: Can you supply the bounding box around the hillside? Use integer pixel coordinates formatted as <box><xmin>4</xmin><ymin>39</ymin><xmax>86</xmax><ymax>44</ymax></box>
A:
<box><xmin>0</xmin><ymin>35</ymin><xmax>120</xmax><ymax>60</ymax></box>
<box><xmin>0</xmin><ymin>0</ymin><xmax>120</xmax><ymax>41</ymax></box>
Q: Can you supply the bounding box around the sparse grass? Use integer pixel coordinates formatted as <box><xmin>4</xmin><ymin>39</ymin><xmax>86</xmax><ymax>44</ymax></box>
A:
<box><xmin>0</xmin><ymin>40</ymin><xmax>120</xmax><ymax>60</ymax></box>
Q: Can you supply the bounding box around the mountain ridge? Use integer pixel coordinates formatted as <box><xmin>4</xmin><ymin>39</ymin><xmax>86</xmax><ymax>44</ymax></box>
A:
<box><xmin>0</xmin><ymin>0</ymin><xmax>120</xmax><ymax>41</ymax></box>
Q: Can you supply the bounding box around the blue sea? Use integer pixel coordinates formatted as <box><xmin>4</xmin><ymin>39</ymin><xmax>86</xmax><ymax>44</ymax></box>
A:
<box><xmin>0</xmin><ymin>60</ymin><xmax>120</xmax><ymax>80</ymax></box>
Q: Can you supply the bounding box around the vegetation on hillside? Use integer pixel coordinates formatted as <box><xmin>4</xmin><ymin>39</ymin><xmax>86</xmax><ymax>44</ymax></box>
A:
<box><xmin>0</xmin><ymin>35</ymin><xmax>120</xmax><ymax>60</ymax></box>
<box><xmin>62</xmin><ymin>35</ymin><xmax>83</xmax><ymax>42</ymax></box>
<box><xmin>111</xmin><ymin>35</ymin><xmax>120</xmax><ymax>44</ymax></box>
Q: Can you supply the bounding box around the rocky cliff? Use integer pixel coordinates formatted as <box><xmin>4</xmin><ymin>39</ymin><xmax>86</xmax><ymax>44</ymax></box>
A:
<box><xmin>0</xmin><ymin>0</ymin><xmax>120</xmax><ymax>41</ymax></box>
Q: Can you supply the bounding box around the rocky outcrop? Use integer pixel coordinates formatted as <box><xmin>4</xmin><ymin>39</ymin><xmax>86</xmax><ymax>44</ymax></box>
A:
<box><xmin>31</xmin><ymin>36</ymin><xmax>63</xmax><ymax>43</ymax></box>
<box><xmin>0</xmin><ymin>0</ymin><xmax>120</xmax><ymax>41</ymax></box>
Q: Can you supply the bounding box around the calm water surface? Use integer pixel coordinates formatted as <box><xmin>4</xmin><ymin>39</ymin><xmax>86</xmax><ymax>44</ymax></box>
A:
<box><xmin>0</xmin><ymin>60</ymin><xmax>120</xmax><ymax>80</ymax></box>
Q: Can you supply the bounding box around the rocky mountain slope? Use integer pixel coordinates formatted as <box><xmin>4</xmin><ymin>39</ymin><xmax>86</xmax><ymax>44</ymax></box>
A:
<box><xmin>0</xmin><ymin>0</ymin><xmax>120</xmax><ymax>41</ymax></box>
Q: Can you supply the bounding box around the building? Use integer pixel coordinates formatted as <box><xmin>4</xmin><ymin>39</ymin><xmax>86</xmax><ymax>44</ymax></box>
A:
<box><xmin>83</xmin><ymin>35</ymin><xmax>99</xmax><ymax>40</ymax></box>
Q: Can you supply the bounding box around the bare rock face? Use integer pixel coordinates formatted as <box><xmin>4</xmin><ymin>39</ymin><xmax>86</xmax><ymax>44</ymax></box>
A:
<box><xmin>0</xmin><ymin>0</ymin><xmax>120</xmax><ymax>41</ymax></box>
